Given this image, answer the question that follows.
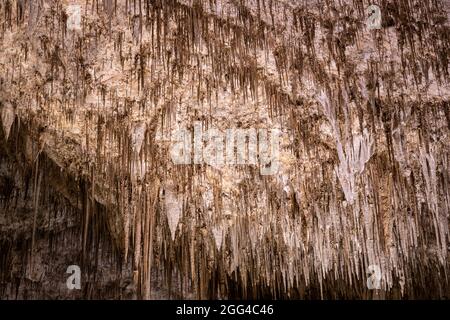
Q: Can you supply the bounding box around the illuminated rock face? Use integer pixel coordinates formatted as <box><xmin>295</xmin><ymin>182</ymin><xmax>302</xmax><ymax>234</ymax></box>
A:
<box><xmin>0</xmin><ymin>0</ymin><xmax>449</xmax><ymax>299</ymax></box>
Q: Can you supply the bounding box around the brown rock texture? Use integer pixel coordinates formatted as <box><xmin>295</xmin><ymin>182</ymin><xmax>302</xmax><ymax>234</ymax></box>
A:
<box><xmin>0</xmin><ymin>0</ymin><xmax>449</xmax><ymax>299</ymax></box>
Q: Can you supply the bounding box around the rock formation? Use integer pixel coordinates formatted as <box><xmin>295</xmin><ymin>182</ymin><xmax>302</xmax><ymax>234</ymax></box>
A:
<box><xmin>0</xmin><ymin>0</ymin><xmax>449</xmax><ymax>299</ymax></box>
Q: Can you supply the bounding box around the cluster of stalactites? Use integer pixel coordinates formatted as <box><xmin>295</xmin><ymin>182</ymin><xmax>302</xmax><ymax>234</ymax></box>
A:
<box><xmin>1</xmin><ymin>0</ymin><xmax>449</xmax><ymax>298</ymax></box>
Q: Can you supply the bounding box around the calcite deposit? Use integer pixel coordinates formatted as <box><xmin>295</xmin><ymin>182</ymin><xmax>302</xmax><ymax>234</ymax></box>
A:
<box><xmin>0</xmin><ymin>0</ymin><xmax>449</xmax><ymax>299</ymax></box>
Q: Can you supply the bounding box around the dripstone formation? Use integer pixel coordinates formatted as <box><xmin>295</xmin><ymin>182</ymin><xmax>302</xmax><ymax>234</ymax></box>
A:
<box><xmin>0</xmin><ymin>0</ymin><xmax>449</xmax><ymax>299</ymax></box>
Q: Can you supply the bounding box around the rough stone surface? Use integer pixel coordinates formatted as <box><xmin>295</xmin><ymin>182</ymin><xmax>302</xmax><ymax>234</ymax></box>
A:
<box><xmin>0</xmin><ymin>0</ymin><xmax>450</xmax><ymax>299</ymax></box>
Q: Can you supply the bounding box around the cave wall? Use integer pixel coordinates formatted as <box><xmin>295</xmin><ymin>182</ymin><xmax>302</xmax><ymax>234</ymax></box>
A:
<box><xmin>0</xmin><ymin>0</ymin><xmax>449</xmax><ymax>299</ymax></box>
<box><xmin>0</xmin><ymin>120</ymin><xmax>179</xmax><ymax>299</ymax></box>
